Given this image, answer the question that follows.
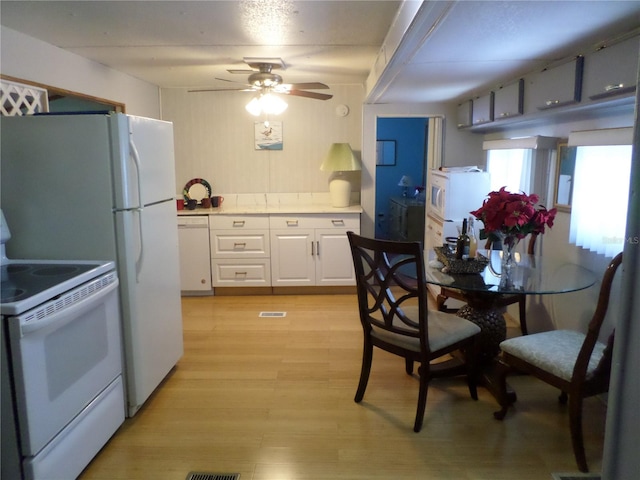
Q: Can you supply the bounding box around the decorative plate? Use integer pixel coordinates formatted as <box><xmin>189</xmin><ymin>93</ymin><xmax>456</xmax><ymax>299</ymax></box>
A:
<box><xmin>183</xmin><ymin>178</ymin><xmax>212</xmax><ymax>202</ymax></box>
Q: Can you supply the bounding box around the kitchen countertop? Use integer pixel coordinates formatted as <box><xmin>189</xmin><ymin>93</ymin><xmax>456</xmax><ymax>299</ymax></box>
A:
<box><xmin>176</xmin><ymin>193</ymin><xmax>363</xmax><ymax>215</ymax></box>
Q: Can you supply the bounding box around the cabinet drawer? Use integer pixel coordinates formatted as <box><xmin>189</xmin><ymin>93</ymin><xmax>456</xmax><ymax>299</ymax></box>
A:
<box><xmin>269</xmin><ymin>213</ymin><xmax>359</xmax><ymax>230</ymax></box>
<box><xmin>212</xmin><ymin>258</ymin><xmax>271</xmax><ymax>286</ymax></box>
<box><xmin>210</xmin><ymin>231</ymin><xmax>270</xmax><ymax>258</ymax></box>
<box><xmin>583</xmin><ymin>36</ymin><xmax>639</xmax><ymax>101</ymax></box>
<box><xmin>209</xmin><ymin>214</ymin><xmax>269</xmax><ymax>230</ymax></box>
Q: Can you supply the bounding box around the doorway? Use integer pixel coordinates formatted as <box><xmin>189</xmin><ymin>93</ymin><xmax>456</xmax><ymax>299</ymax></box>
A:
<box><xmin>375</xmin><ymin>117</ymin><xmax>428</xmax><ymax>240</ymax></box>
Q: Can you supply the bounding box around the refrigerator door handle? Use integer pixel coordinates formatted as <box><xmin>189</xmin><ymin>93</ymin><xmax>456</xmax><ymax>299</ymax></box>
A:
<box><xmin>129</xmin><ymin>137</ymin><xmax>144</xmax><ymax>282</ymax></box>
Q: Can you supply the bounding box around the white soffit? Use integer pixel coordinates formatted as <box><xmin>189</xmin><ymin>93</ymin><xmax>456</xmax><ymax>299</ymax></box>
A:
<box><xmin>568</xmin><ymin>128</ymin><xmax>634</xmax><ymax>146</ymax></box>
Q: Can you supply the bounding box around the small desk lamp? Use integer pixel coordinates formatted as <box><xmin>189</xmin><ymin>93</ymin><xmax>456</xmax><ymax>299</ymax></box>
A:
<box><xmin>398</xmin><ymin>175</ymin><xmax>413</xmax><ymax>197</ymax></box>
<box><xmin>320</xmin><ymin>143</ymin><xmax>361</xmax><ymax>207</ymax></box>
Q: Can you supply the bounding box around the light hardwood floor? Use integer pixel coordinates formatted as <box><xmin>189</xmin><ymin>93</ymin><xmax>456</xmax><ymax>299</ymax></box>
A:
<box><xmin>79</xmin><ymin>294</ymin><xmax>606</xmax><ymax>480</ymax></box>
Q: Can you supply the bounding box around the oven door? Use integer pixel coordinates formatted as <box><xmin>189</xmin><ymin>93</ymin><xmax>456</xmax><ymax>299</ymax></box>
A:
<box><xmin>8</xmin><ymin>272</ymin><xmax>122</xmax><ymax>456</ymax></box>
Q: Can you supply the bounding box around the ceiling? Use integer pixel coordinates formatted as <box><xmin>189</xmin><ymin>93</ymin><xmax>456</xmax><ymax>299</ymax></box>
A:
<box><xmin>1</xmin><ymin>1</ymin><xmax>639</xmax><ymax>104</ymax></box>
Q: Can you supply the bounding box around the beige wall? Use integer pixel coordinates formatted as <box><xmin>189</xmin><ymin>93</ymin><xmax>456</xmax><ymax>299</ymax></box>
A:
<box><xmin>160</xmin><ymin>85</ymin><xmax>364</xmax><ymax>197</ymax></box>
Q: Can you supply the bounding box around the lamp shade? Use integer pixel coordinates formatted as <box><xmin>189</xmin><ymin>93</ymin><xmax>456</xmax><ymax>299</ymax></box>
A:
<box><xmin>398</xmin><ymin>175</ymin><xmax>413</xmax><ymax>187</ymax></box>
<box><xmin>320</xmin><ymin>143</ymin><xmax>361</xmax><ymax>172</ymax></box>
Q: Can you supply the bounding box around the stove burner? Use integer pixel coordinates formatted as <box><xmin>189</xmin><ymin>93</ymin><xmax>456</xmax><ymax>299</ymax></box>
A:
<box><xmin>32</xmin><ymin>266</ymin><xmax>81</xmax><ymax>277</ymax></box>
<box><xmin>1</xmin><ymin>287</ymin><xmax>26</xmax><ymax>303</ymax></box>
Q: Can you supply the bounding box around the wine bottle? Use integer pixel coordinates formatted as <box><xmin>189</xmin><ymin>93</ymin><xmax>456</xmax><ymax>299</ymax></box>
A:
<box><xmin>468</xmin><ymin>217</ymin><xmax>478</xmax><ymax>258</ymax></box>
<box><xmin>456</xmin><ymin>219</ymin><xmax>470</xmax><ymax>260</ymax></box>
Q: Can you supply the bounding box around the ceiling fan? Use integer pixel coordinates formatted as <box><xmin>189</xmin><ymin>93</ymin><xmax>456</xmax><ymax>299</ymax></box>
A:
<box><xmin>189</xmin><ymin>59</ymin><xmax>333</xmax><ymax>101</ymax></box>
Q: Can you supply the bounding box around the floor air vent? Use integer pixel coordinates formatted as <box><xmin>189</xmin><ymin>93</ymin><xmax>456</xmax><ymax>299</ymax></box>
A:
<box><xmin>186</xmin><ymin>473</ymin><xmax>240</xmax><ymax>480</ymax></box>
<box><xmin>259</xmin><ymin>311</ymin><xmax>287</xmax><ymax>317</ymax></box>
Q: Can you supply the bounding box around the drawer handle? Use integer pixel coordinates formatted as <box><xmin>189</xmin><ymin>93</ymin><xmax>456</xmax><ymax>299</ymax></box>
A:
<box><xmin>331</xmin><ymin>219</ymin><xmax>345</xmax><ymax>226</ymax></box>
<box><xmin>605</xmin><ymin>83</ymin><xmax>624</xmax><ymax>92</ymax></box>
<box><xmin>286</xmin><ymin>220</ymin><xmax>299</xmax><ymax>227</ymax></box>
<box><xmin>499</xmin><ymin>112</ymin><xmax>511</xmax><ymax>117</ymax></box>
<box><xmin>235</xmin><ymin>271</ymin><xmax>248</xmax><ymax>276</ymax></box>
<box><xmin>233</xmin><ymin>220</ymin><xmax>245</xmax><ymax>227</ymax></box>
<box><xmin>545</xmin><ymin>99</ymin><xmax>560</xmax><ymax>106</ymax></box>
<box><xmin>234</xmin><ymin>242</ymin><xmax>246</xmax><ymax>248</ymax></box>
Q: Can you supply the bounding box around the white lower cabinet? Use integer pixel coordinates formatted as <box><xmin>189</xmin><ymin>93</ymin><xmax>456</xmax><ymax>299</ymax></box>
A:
<box><xmin>270</xmin><ymin>214</ymin><xmax>360</xmax><ymax>287</ymax></box>
<box><xmin>209</xmin><ymin>215</ymin><xmax>271</xmax><ymax>287</ymax></box>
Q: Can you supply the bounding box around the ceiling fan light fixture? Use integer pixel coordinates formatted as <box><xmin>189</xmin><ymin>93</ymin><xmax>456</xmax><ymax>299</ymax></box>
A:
<box><xmin>245</xmin><ymin>93</ymin><xmax>288</xmax><ymax>116</ymax></box>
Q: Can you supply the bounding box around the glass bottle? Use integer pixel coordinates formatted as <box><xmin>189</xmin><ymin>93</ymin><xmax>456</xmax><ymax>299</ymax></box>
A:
<box><xmin>468</xmin><ymin>217</ymin><xmax>478</xmax><ymax>258</ymax></box>
<box><xmin>455</xmin><ymin>218</ymin><xmax>470</xmax><ymax>260</ymax></box>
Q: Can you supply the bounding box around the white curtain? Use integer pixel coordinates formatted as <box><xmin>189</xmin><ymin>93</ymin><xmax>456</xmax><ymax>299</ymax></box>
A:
<box><xmin>569</xmin><ymin>145</ymin><xmax>632</xmax><ymax>257</ymax></box>
<box><xmin>486</xmin><ymin>148</ymin><xmax>533</xmax><ymax>193</ymax></box>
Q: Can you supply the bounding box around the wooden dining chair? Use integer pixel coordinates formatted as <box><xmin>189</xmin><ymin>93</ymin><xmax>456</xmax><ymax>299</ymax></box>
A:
<box><xmin>437</xmin><ymin>233</ymin><xmax>538</xmax><ymax>335</ymax></box>
<box><xmin>347</xmin><ymin>231</ymin><xmax>481</xmax><ymax>432</ymax></box>
<box><xmin>493</xmin><ymin>252</ymin><xmax>623</xmax><ymax>472</ymax></box>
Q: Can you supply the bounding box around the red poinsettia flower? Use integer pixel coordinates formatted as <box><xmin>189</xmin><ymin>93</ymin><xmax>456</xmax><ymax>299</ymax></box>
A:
<box><xmin>470</xmin><ymin>187</ymin><xmax>557</xmax><ymax>239</ymax></box>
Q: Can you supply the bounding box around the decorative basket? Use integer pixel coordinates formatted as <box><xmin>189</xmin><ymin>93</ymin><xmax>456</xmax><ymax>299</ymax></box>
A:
<box><xmin>434</xmin><ymin>247</ymin><xmax>489</xmax><ymax>274</ymax></box>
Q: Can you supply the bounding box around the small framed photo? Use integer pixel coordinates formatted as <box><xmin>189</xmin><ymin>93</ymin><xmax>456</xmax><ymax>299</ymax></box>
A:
<box><xmin>554</xmin><ymin>142</ymin><xmax>577</xmax><ymax>212</ymax></box>
<box><xmin>376</xmin><ymin>140</ymin><xmax>396</xmax><ymax>166</ymax></box>
<box><xmin>254</xmin><ymin>121</ymin><xmax>283</xmax><ymax>150</ymax></box>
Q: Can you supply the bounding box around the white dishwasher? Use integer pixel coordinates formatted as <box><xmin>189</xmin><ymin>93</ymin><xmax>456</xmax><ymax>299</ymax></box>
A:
<box><xmin>177</xmin><ymin>215</ymin><xmax>213</xmax><ymax>295</ymax></box>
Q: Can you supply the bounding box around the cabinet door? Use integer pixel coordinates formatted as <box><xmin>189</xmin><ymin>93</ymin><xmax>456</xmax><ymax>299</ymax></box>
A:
<box><xmin>315</xmin><ymin>228</ymin><xmax>357</xmax><ymax>286</ymax></box>
<box><xmin>472</xmin><ymin>92</ymin><xmax>494</xmax><ymax>125</ymax></box>
<box><xmin>456</xmin><ymin>100</ymin><xmax>473</xmax><ymax>128</ymax></box>
<box><xmin>493</xmin><ymin>79</ymin><xmax>524</xmax><ymax>119</ymax></box>
<box><xmin>270</xmin><ymin>229</ymin><xmax>315</xmax><ymax>286</ymax></box>
<box><xmin>526</xmin><ymin>56</ymin><xmax>584</xmax><ymax>110</ymax></box>
<box><xmin>583</xmin><ymin>36</ymin><xmax>639</xmax><ymax>101</ymax></box>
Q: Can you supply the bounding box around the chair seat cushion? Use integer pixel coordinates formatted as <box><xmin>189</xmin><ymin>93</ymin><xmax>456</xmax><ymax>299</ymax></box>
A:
<box><xmin>371</xmin><ymin>307</ymin><xmax>480</xmax><ymax>353</ymax></box>
<box><xmin>499</xmin><ymin>330</ymin><xmax>607</xmax><ymax>382</ymax></box>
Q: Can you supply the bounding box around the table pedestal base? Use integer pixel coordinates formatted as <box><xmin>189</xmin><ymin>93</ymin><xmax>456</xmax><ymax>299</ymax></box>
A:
<box><xmin>456</xmin><ymin>304</ymin><xmax>516</xmax><ymax>403</ymax></box>
<box><xmin>457</xmin><ymin>304</ymin><xmax>506</xmax><ymax>363</ymax></box>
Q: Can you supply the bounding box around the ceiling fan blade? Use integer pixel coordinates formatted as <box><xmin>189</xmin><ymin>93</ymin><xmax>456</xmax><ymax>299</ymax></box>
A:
<box><xmin>227</xmin><ymin>69</ymin><xmax>257</xmax><ymax>74</ymax></box>
<box><xmin>214</xmin><ymin>77</ymin><xmax>253</xmax><ymax>87</ymax></box>
<box><xmin>188</xmin><ymin>87</ymin><xmax>253</xmax><ymax>93</ymax></box>
<box><xmin>285</xmin><ymin>82</ymin><xmax>330</xmax><ymax>90</ymax></box>
<box><xmin>286</xmin><ymin>90</ymin><xmax>333</xmax><ymax>100</ymax></box>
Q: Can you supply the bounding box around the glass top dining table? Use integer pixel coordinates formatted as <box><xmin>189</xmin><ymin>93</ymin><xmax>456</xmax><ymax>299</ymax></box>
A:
<box><xmin>423</xmin><ymin>249</ymin><xmax>598</xmax><ymax>296</ymax></box>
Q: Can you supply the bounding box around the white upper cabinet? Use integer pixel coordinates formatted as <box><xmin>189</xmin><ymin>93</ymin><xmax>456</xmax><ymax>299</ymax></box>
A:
<box><xmin>493</xmin><ymin>79</ymin><xmax>524</xmax><ymax>119</ymax></box>
<box><xmin>456</xmin><ymin>100</ymin><xmax>473</xmax><ymax>128</ymax></box>
<box><xmin>525</xmin><ymin>56</ymin><xmax>584</xmax><ymax>111</ymax></box>
<box><xmin>472</xmin><ymin>92</ymin><xmax>494</xmax><ymax>125</ymax></box>
<box><xmin>583</xmin><ymin>35</ymin><xmax>639</xmax><ymax>101</ymax></box>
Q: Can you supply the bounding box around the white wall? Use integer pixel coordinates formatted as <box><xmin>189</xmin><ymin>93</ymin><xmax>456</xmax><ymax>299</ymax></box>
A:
<box><xmin>0</xmin><ymin>26</ymin><xmax>160</xmax><ymax>118</ymax></box>
<box><xmin>161</xmin><ymin>85</ymin><xmax>364</xmax><ymax>197</ymax></box>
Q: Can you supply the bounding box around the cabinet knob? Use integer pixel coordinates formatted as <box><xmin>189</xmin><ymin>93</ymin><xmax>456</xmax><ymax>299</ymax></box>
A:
<box><xmin>605</xmin><ymin>83</ymin><xmax>624</xmax><ymax>92</ymax></box>
<box><xmin>545</xmin><ymin>99</ymin><xmax>560</xmax><ymax>106</ymax></box>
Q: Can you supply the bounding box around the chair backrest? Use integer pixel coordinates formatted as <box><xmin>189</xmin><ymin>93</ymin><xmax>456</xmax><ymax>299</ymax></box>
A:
<box><xmin>347</xmin><ymin>231</ymin><xmax>430</xmax><ymax>355</ymax></box>
<box><xmin>485</xmin><ymin>233</ymin><xmax>538</xmax><ymax>255</ymax></box>
<box><xmin>573</xmin><ymin>252</ymin><xmax>623</xmax><ymax>389</ymax></box>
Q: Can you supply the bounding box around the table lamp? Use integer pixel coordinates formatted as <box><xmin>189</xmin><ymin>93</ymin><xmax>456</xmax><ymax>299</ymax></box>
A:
<box><xmin>398</xmin><ymin>175</ymin><xmax>413</xmax><ymax>197</ymax></box>
<box><xmin>320</xmin><ymin>143</ymin><xmax>361</xmax><ymax>207</ymax></box>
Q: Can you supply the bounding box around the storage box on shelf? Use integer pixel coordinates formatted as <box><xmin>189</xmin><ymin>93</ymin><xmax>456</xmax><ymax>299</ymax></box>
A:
<box><xmin>270</xmin><ymin>213</ymin><xmax>359</xmax><ymax>287</ymax></box>
<box><xmin>209</xmin><ymin>215</ymin><xmax>271</xmax><ymax>287</ymax></box>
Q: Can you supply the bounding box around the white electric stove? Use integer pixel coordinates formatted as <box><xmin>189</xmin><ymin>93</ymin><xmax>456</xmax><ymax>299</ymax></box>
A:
<box><xmin>1</xmin><ymin>210</ymin><xmax>125</xmax><ymax>480</ymax></box>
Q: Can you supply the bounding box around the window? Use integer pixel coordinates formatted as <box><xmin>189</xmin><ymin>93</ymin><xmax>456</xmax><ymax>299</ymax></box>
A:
<box><xmin>486</xmin><ymin>148</ymin><xmax>532</xmax><ymax>193</ymax></box>
<box><xmin>569</xmin><ymin>143</ymin><xmax>632</xmax><ymax>257</ymax></box>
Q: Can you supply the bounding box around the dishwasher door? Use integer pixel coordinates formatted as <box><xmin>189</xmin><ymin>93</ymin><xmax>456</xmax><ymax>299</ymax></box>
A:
<box><xmin>177</xmin><ymin>215</ymin><xmax>213</xmax><ymax>294</ymax></box>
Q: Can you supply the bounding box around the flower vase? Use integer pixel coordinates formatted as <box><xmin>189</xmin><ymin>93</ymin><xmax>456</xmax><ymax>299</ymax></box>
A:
<box><xmin>500</xmin><ymin>235</ymin><xmax>519</xmax><ymax>288</ymax></box>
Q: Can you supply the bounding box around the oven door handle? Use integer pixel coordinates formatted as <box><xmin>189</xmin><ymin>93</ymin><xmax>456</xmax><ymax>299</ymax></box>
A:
<box><xmin>19</xmin><ymin>279</ymin><xmax>119</xmax><ymax>336</ymax></box>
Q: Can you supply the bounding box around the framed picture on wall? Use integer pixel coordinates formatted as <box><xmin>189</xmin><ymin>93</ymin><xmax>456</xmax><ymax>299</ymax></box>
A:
<box><xmin>254</xmin><ymin>121</ymin><xmax>283</xmax><ymax>150</ymax></box>
<box><xmin>376</xmin><ymin>140</ymin><xmax>396</xmax><ymax>166</ymax></box>
<box><xmin>554</xmin><ymin>142</ymin><xmax>577</xmax><ymax>212</ymax></box>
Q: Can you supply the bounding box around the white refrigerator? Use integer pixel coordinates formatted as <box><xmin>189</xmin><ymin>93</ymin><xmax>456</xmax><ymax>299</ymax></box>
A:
<box><xmin>0</xmin><ymin>113</ymin><xmax>183</xmax><ymax>416</ymax></box>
